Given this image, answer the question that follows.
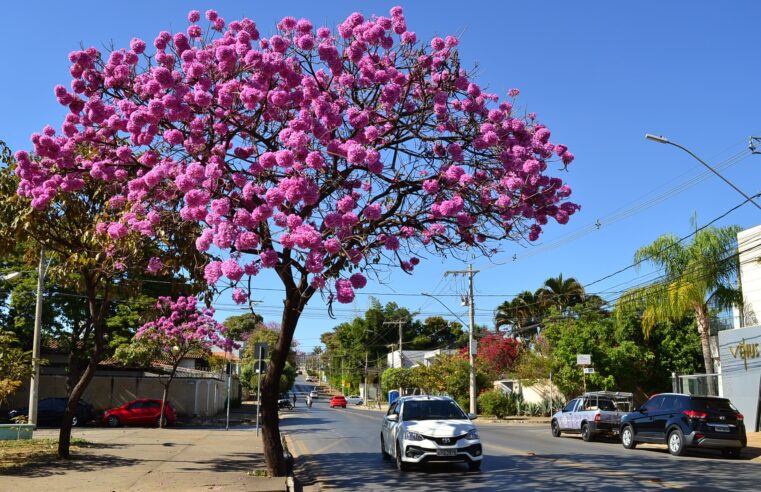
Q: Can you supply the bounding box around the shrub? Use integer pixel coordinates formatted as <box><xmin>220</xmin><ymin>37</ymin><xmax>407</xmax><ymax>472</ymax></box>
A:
<box><xmin>478</xmin><ymin>390</ymin><xmax>510</xmax><ymax>418</ymax></box>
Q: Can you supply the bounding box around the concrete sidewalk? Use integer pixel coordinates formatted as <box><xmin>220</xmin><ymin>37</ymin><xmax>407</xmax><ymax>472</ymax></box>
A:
<box><xmin>1</xmin><ymin>425</ymin><xmax>287</xmax><ymax>492</ymax></box>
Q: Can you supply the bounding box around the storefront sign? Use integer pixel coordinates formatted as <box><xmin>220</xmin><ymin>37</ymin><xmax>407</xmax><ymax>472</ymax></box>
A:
<box><xmin>729</xmin><ymin>338</ymin><xmax>760</xmax><ymax>371</ymax></box>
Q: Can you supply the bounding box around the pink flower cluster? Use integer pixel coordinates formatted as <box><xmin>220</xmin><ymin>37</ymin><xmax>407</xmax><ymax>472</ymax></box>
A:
<box><xmin>15</xmin><ymin>7</ymin><xmax>579</xmax><ymax>305</ymax></box>
<box><xmin>135</xmin><ymin>296</ymin><xmax>236</xmax><ymax>353</ymax></box>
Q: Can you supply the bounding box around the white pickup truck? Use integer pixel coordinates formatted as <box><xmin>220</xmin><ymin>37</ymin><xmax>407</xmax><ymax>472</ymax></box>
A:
<box><xmin>551</xmin><ymin>391</ymin><xmax>633</xmax><ymax>441</ymax></box>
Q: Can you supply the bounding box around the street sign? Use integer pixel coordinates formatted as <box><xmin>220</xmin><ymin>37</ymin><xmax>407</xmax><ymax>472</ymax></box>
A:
<box><xmin>255</xmin><ymin>360</ymin><xmax>267</xmax><ymax>374</ymax></box>
<box><xmin>583</xmin><ymin>367</ymin><xmax>595</xmax><ymax>374</ymax></box>
<box><xmin>254</xmin><ymin>342</ymin><xmax>269</xmax><ymax>360</ymax></box>
<box><xmin>577</xmin><ymin>354</ymin><xmax>591</xmax><ymax>365</ymax></box>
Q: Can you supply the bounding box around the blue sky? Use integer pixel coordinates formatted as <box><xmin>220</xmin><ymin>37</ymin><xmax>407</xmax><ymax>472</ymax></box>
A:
<box><xmin>2</xmin><ymin>1</ymin><xmax>760</xmax><ymax>353</ymax></box>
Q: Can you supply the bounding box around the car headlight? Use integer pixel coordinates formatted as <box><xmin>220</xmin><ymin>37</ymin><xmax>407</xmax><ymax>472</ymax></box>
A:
<box><xmin>404</xmin><ymin>431</ymin><xmax>424</xmax><ymax>441</ymax></box>
<box><xmin>466</xmin><ymin>429</ymin><xmax>479</xmax><ymax>440</ymax></box>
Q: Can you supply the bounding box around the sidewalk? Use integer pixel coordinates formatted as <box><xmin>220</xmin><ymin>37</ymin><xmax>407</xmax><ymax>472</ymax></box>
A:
<box><xmin>1</xmin><ymin>423</ymin><xmax>287</xmax><ymax>492</ymax></box>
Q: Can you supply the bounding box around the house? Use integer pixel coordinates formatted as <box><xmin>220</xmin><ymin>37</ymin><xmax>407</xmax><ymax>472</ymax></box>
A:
<box><xmin>386</xmin><ymin>348</ymin><xmax>459</xmax><ymax>369</ymax></box>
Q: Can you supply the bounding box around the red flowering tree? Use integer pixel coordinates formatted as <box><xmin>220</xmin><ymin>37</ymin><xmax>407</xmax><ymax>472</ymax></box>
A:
<box><xmin>15</xmin><ymin>7</ymin><xmax>578</xmax><ymax>474</ymax></box>
<box><xmin>476</xmin><ymin>333</ymin><xmax>521</xmax><ymax>379</ymax></box>
<box><xmin>120</xmin><ymin>296</ymin><xmax>235</xmax><ymax>427</ymax></box>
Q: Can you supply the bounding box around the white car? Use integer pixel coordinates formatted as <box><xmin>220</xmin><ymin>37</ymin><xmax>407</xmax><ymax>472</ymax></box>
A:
<box><xmin>309</xmin><ymin>390</ymin><xmax>319</xmax><ymax>399</ymax></box>
<box><xmin>346</xmin><ymin>395</ymin><xmax>364</xmax><ymax>405</ymax></box>
<box><xmin>305</xmin><ymin>376</ymin><xmax>317</xmax><ymax>383</ymax></box>
<box><xmin>380</xmin><ymin>396</ymin><xmax>482</xmax><ymax>472</ymax></box>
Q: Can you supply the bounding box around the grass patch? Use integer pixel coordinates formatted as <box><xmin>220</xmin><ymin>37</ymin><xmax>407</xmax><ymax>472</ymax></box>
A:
<box><xmin>248</xmin><ymin>468</ymin><xmax>268</xmax><ymax>477</ymax></box>
<box><xmin>0</xmin><ymin>438</ymin><xmax>90</xmax><ymax>471</ymax></box>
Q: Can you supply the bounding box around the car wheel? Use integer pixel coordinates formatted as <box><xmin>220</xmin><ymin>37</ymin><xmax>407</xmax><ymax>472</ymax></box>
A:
<box><xmin>396</xmin><ymin>443</ymin><xmax>409</xmax><ymax>472</ymax></box>
<box><xmin>107</xmin><ymin>415</ymin><xmax>120</xmax><ymax>427</ymax></box>
<box><xmin>667</xmin><ymin>429</ymin><xmax>685</xmax><ymax>456</ymax></box>
<box><xmin>581</xmin><ymin>423</ymin><xmax>593</xmax><ymax>442</ymax></box>
<box><xmin>551</xmin><ymin>420</ymin><xmax>561</xmax><ymax>438</ymax></box>
<box><xmin>468</xmin><ymin>460</ymin><xmax>481</xmax><ymax>472</ymax></box>
<box><xmin>621</xmin><ymin>425</ymin><xmax>636</xmax><ymax>449</ymax></box>
<box><xmin>722</xmin><ymin>448</ymin><xmax>742</xmax><ymax>459</ymax></box>
<box><xmin>381</xmin><ymin>435</ymin><xmax>391</xmax><ymax>461</ymax></box>
<box><xmin>71</xmin><ymin>416</ymin><xmax>79</xmax><ymax>427</ymax></box>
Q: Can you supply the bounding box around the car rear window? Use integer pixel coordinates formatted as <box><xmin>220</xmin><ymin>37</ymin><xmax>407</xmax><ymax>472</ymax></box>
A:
<box><xmin>690</xmin><ymin>398</ymin><xmax>735</xmax><ymax>412</ymax></box>
<box><xmin>402</xmin><ymin>400</ymin><xmax>467</xmax><ymax>421</ymax></box>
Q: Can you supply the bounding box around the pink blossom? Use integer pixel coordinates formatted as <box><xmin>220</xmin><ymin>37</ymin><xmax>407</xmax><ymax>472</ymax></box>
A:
<box><xmin>146</xmin><ymin>257</ymin><xmax>163</xmax><ymax>275</ymax></box>
<box><xmin>350</xmin><ymin>272</ymin><xmax>367</xmax><ymax>289</ymax></box>
<box><xmin>204</xmin><ymin>261</ymin><xmax>223</xmax><ymax>284</ymax></box>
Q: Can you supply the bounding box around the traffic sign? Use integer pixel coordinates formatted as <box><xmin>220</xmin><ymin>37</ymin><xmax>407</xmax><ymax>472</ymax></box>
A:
<box><xmin>254</xmin><ymin>360</ymin><xmax>267</xmax><ymax>374</ymax></box>
<box><xmin>583</xmin><ymin>367</ymin><xmax>595</xmax><ymax>374</ymax></box>
<box><xmin>577</xmin><ymin>354</ymin><xmax>591</xmax><ymax>365</ymax></box>
<box><xmin>254</xmin><ymin>342</ymin><xmax>269</xmax><ymax>360</ymax></box>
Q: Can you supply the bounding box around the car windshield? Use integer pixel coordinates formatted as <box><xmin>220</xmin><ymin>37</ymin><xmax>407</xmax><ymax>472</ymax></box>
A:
<box><xmin>402</xmin><ymin>399</ymin><xmax>467</xmax><ymax>421</ymax></box>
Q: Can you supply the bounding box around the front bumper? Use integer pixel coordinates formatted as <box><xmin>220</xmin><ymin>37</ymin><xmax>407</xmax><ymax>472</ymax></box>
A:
<box><xmin>400</xmin><ymin>439</ymin><xmax>483</xmax><ymax>464</ymax></box>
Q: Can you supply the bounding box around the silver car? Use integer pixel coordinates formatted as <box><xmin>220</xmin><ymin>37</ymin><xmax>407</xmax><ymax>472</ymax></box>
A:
<box><xmin>380</xmin><ymin>396</ymin><xmax>482</xmax><ymax>471</ymax></box>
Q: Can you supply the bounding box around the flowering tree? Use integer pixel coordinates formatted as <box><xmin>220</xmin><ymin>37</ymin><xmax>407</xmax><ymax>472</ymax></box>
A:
<box><xmin>126</xmin><ymin>296</ymin><xmax>234</xmax><ymax>427</ymax></box>
<box><xmin>15</xmin><ymin>7</ymin><xmax>578</xmax><ymax>474</ymax></box>
<box><xmin>475</xmin><ymin>333</ymin><xmax>521</xmax><ymax>378</ymax></box>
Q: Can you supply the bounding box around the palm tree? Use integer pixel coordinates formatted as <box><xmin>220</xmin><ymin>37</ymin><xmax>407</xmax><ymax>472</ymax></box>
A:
<box><xmin>495</xmin><ymin>289</ymin><xmax>545</xmax><ymax>336</ymax></box>
<box><xmin>616</xmin><ymin>223</ymin><xmax>741</xmax><ymax>377</ymax></box>
<box><xmin>539</xmin><ymin>274</ymin><xmax>586</xmax><ymax>310</ymax></box>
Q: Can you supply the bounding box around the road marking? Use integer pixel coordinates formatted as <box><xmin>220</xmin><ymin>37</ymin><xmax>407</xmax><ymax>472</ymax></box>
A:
<box><xmin>483</xmin><ymin>442</ymin><xmax>687</xmax><ymax>489</ymax></box>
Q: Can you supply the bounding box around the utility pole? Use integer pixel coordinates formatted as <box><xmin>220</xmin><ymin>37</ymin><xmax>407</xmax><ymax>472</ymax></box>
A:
<box><xmin>364</xmin><ymin>352</ymin><xmax>368</xmax><ymax>405</ymax></box>
<box><xmin>445</xmin><ymin>264</ymin><xmax>479</xmax><ymax>414</ymax></box>
<box><xmin>384</xmin><ymin>319</ymin><xmax>406</xmax><ymax>396</ymax></box>
<box><xmin>341</xmin><ymin>357</ymin><xmax>345</xmax><ymax>395</ymax></box>
<box><xmin>29</xmin><ymin>246</ymin><xmax>46</xmax><ymax>427</ymax></box>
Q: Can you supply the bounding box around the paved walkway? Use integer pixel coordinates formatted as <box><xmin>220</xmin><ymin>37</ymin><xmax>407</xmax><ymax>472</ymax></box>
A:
<box><xmin>1</xmin><ymin>424</ymin><xmax>287</xmax><ymax>492</ymax></box>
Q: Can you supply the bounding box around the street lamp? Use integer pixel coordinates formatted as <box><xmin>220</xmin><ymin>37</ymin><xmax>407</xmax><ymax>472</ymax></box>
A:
<box><xmin>645</xmin><ymin>133</ymin><xmax>761</xmax><ymax>211</ymax></box>
<box><xmin>0</xmin><ymin>249</ymin><xmax>48</xmax><ymax>427</ymax></box>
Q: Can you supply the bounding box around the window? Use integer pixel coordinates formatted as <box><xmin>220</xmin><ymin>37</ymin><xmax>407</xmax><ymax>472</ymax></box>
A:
<box><xmin>643</xmin><ymin>396</ymin><xmax>664</xmax><ymax>412</ymax></box>
<box><xmin>386</xmin><ymin>401</ymin><xmax>398</xmax><ymax>417</ymax></box>
<box><xmin>691</xmin><ymin>398</ymin><xmax>736</xmax><ymax>413</ymax></box>
<box><xmin>562</xmin><ymin>399</ymin><xmax>577</xmax><ymax>413</ymax></box>
<box><xmin>401</xmin><ymin>400</ymin><xmax>467</xmax><ymax>421</ymax></box>
<box><xmin>128</xmin><ymin>402</ymin><xmax>144</xmax><ymax>410</ymax></box>
<box><xmin>145</xmin><ymin>401</ymin><xmax>161</xmax><ymax>409</ymax></box>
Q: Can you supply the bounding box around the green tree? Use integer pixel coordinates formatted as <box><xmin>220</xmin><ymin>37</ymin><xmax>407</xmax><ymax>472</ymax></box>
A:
<box><xmin>0</xmin><ymin>331</ymin><xmax>33</xmax><ymax>406</ymax></box>
<box><xmin>540</xmin><ymin>274</ymin><xmax>585</xmax><ymax>311</ymax></box>
<box><xmin>617</xmin><ymin>222</ymin><xmax>741</xmax><ymax>377</ymax></box>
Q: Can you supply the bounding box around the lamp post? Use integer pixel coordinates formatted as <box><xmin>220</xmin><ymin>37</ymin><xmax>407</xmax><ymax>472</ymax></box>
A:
<box><xmin>1</xmin><ymin>249</ymin><xmax>47</xmax><ymax>427</ymax></box>
<box><xmin>645</xmin><ymin>134</ymin><xmax>761</xmax><ymax>211</ymax></box>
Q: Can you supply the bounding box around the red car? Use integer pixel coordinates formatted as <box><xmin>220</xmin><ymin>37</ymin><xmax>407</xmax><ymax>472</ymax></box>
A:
<box><xmin>102</xmin><ymin>399</ymin><xmax>176</xmax><ymax>427</ymax></box>
<box><xmin>330</xmin><ymin>395</ymin><xmax>347</xmax><ymax>408</ymax></box>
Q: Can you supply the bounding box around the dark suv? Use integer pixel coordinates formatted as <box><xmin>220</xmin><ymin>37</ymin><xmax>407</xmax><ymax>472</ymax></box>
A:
<box><xmin>8</xmin><ymin>397</ymin><xmax>96</xmax><ymax>427</ymax></box>
<box><xmin>620</xmin><ymin>393</ymin><xmax>746</xmax><ymax>457</ymax></box>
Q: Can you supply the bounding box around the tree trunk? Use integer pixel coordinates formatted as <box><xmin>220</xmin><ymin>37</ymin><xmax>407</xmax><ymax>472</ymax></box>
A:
<box><xmin>58</xmin><ymin>276</ymin><xmax>107</xmax><ymax>459</ymax></box>
<box><xmin>260</xmin><ymin>289</ymin><xmax>307</xmax><ymax>476</ymax></box>
<box><xmin>159</xmin><ymin>364</ymin><xmax>179</xmax><ymax>429</ymax></box>
<box><xmin>695</xmin><ymin>304</ymin><xmax>717</xmax><ymax>395</ymax></box>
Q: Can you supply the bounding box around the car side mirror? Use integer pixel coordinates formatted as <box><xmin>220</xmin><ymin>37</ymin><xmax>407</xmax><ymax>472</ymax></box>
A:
<box><xmin>387</xmin><ymin>414</ymin><xmax>399</xmax><ymax>422</ymax></box>
<box><xmin>467</xmin><ymin>413</ymin><xmax>478</xmax><ymax>420</ymax></box>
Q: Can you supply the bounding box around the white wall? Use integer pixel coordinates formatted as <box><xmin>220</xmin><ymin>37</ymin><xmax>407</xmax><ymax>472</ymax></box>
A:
<box><xmin>735</xmin><ymin>225</ymin><xmax>761</xmax><ymax>329</ymax></box>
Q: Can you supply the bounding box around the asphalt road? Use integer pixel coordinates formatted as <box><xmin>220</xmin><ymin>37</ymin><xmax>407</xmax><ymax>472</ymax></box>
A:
<box><xmin>281</xmin><ymin>397</ymin><xmax>761</xmax><ymax>491</ymax></box>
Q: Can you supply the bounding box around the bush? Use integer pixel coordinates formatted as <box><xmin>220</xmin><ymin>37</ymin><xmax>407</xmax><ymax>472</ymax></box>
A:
<box><xmin>478</xmin><ymin>390</ymin><xmax>510</xmax><ymax>418</ymax></box>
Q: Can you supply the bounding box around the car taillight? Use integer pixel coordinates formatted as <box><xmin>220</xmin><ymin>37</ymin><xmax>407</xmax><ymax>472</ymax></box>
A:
<box><xmin>737</xmin><ymin>413</ymin><xmax>744</xmax><ymax>421</ymax></box>
<box><xmin>594</xmin><ymin>412</ymin><xmax>601</xmax><ymax>423</ymax></box>
<box><xmin>683</xmin><ymin>410</ymin><xmax>708</xmax><ymax>419</ymax></box>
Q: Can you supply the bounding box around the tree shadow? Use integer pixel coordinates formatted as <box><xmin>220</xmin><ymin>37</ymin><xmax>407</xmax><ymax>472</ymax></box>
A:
<box><xmin>175</xmin><ymin>451</ymin><xmax>267</xmax><ymax>473</ymax></box>
<box><xmin>1</xmin><ymin>450</ymin><xmax>138</xmax><ymax>478</ymax></box>
<box><xmin>293</xmin><ymin>449</ymin><xmax>761</xmax><ymax>491</ymax></box>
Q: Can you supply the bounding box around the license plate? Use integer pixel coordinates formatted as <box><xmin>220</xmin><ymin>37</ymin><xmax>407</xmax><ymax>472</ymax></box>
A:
<box><xmin>713</xmin><ymin>425</ymin><xmax>730</xmax><ymax>433</ymax></box>
<box><xmin>437</xmin><ymin>448</ymin><xmax>457</xmax><ymax>457</ymax></box>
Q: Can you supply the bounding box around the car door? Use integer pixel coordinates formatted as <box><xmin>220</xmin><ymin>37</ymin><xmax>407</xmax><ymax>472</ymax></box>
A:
<box><xmin>382</xmin><ymin>401</ymin><xmax>400</xmax><ymax>456</ymax></box>
<box><xmin>558</xmin><ymin>399</ymin><xmax>579</xmax><ymax>430</ymax></box>
<box><xmin>37</xmin><ymin>398</ymin><xmax>58</xmax><ymax>426</ymax></box>
<box><xmin>141</xmin><ymin>401</ymin><xmax>161</xmax><ymax>424</ymax></box>
<box><xmin>636</xmin><ymin>395</ymin><xmax>665</xmax><ymax>439</ymax></box>
<box><xmin>651</xmin><ymin>395</ymin><xmax>678</xmax><ymax>441</ymax></box>
<box><xmin>124</xmin><ymin>401</ymin><xmax>143</xmax><ymax>424</ymax></box>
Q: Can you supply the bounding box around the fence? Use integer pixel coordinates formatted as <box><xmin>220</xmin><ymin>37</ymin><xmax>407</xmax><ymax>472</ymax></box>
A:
<box><xmin>672</xmin><ymin>373</ymin><xmax>720</xmax><ymax>397</ymax></box>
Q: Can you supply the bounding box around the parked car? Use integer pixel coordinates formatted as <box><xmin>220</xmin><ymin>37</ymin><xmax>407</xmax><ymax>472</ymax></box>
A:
<box><xmin>551</xmin><ymin>391</ymin><xmax>633</xmax><ymax>441</ymax></box>
<box><xmin>102</xmin><ymin>399</ymin><xmax>176</xmax><ymax>427</ymax></box>
<box><xmin>346</xmin><ymin>395</ymin><xmax>364</xmax><ymax>405</ymax></box>
<box><xmin>620</xmin><ymin>393</ymin><xmax>746</xmax><ymax>457</ymax></box>
<box><xmin>330</xmin><ymin>395</ymin><xmax>347</xmax><ymax>408</ymax></box>
<box><xmin>8</xmin><ymin>397</ymin><xmax>95</xmax><ymax>427</ymax></box>
<box><xmin>309</xmin><ymin>390</ymin><xmax>319</xmax><ymax>399</ymax></box>
<box><xmin>305</xmin><ymin>376</ymin><xmax>317</xmax><ymax>383</ymax></box>
<box><xmin>381</xmin><ymin>395</ymin><xmax>482</xmax><ymax>472</ymax></box>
